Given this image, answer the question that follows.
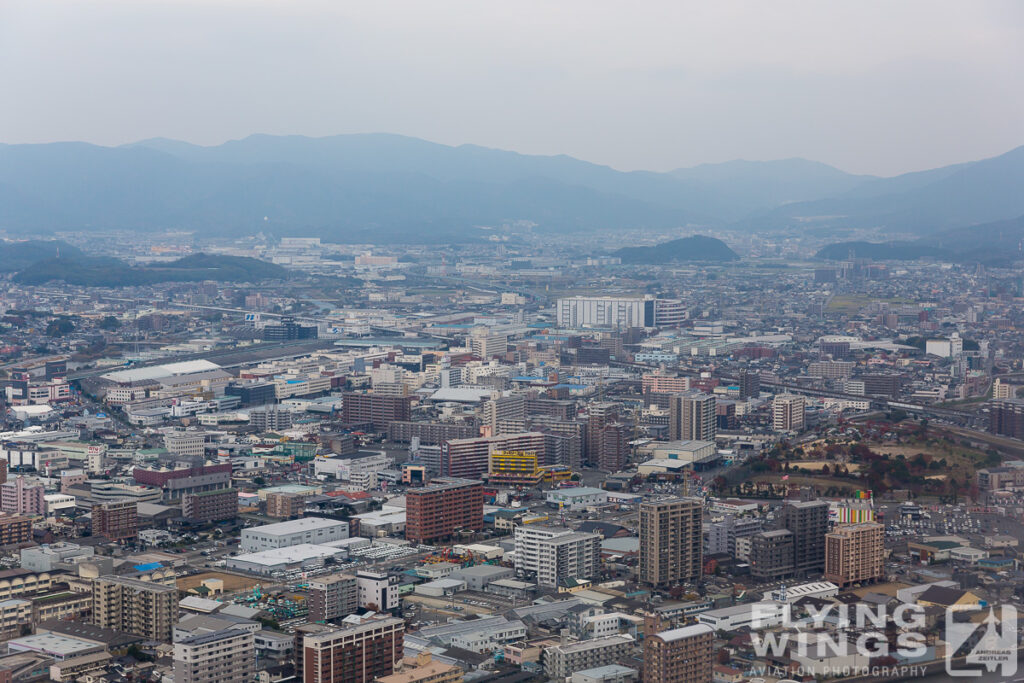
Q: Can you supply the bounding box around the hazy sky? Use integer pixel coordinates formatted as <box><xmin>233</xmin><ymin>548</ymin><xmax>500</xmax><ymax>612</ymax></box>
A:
<box><xmin>2</xmin><ymin>0</ymin><xmax>1023</xmax><ymax>176</ymax></box>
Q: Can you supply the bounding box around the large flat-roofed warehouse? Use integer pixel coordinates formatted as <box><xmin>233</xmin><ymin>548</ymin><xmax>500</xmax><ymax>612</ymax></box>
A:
<box><xmin>241</xmin><ymin>517</ymin><xmax>349</xmax><ymax>553</ymax></box>
<box><xmin>226</xmin><ymin>544</ymin><xmax>345</xmax><ymax>575</ymax></box>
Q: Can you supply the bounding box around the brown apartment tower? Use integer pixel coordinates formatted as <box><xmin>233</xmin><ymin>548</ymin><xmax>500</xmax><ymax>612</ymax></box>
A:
<box><xmin>639</xmin><ymin>497</ymin><xmax>703</xmax><ymax>586</ymax></box>
<box><xmin>302</xmin><ymin>616</ymin><xmax>404</xmax><ymax>683</ymax></box>
<box><xmin>405</xmin><ymin>478</ymin><xmax>483</xmax><ymax>544</ymax></box>
<box><xmin>92</xmin><ymin>501</ymin><xmax>138</xmax><ymax>542</ymax></box>
<box><xmin>644</xmin><ymin>624</ymin><xmax>714</xmax><ymax>683</ymax></box>
<box><xmin>824</xmin><ymin>522</ymin><xmax>885</xmax><ymax>588</ymax></box>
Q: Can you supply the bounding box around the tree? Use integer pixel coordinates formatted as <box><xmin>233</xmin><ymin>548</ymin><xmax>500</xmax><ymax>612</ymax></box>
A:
<box><xmin>45</xmin><ymin>319</ymin><xmax>75</xmax><ymax>337</ymax></box>
<box><xmin>99</xmin><ymin>316</ymin><xmax>121</xmax><ymax>331</ymax></box>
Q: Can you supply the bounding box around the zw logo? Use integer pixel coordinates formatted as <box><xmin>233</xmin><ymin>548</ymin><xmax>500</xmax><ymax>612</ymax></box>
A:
<box><xmin>945</xmin><ymin>605</ymin><xmax>1018</xmax><ymax>678</ymax></box>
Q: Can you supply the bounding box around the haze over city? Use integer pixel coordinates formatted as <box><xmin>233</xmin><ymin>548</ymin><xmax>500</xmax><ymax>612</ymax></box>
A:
<box><xmin>3</xmin><ymin>0</ymin><xmax>1024</xmax><ymax>175</ymax></box>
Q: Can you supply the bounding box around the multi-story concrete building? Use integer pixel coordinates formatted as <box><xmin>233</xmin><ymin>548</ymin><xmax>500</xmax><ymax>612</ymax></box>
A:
<box><xmin>772</xmin><ymin>394</ymin><xmax>806</xmax><ymax>432</ymax></box>
<box><xmin>301</xmin><ymin>615</ymin><xmax>404</xmax><ymax>683</ymax></box>
<box><xmin>249</xmin><ymin>406</ymin><xmax>294</xmax><ymax>431</ymax></box>
<box><xmin>163</xmin><ymin>431</ymin><xmax>206</xmax><ymax>457</ymax></box>
<box><xmin>639</xmin><ymin>498</ymin><xmax>703</xmax><ymax>586</ymax></box>
<box><xmin>440</xmin><ymin>432</ymin><xmax>545</xmax><ymax>480</ymax></box>
<box><xmin>241</xmin><ymin>517</ymin><xmax>349</xmax><ymax>553</ymax></box>
<box><xmin>643</xmin><ymin>624</ymin><xmax>714</xmax><ymax>683</ymax></box>
<box><xmin>749</xmin><ymin>530</ymin><xmax>795</xmax><ymax>581</ymax></box>
<box><xmin>704</xmin><ymin>515</ymin><xmax>763</xmax><ymax>556</ymax></box>
<box><xmin>405</xmin><ymin>478</ymin><xmax>483</xmax><ymax>544</ymax></box>
<box><xmin>173</xmin><ymin>628</ymin><xmax>256</xmax><ymax>683</ymax></box>
<box><xmin>0</xmin><ymin>477</ymin><xmax>45</xmax><ymax>516</ymax></box>
<box><xmin>535</xmin><ymin>532</ymin><xmax>601</xmax><ymax>589</ymax></box>
<box><xmin>385</xmin><ymin>421</ymin><xmax>479</xmax><ymax>445</ymax></box>
<box><xmin>92</xmin><ymin>575</ymin><xmax>177</xmax><ymax>641</ymax></box>
<box><xmin>779</xmin><ymin>500</ymin><xmax>830</xmax><ymax>576</ymax></box>
<box><xmin>515</xmin><ymin>525</ymin><xmax>600</xmax><ymax>588</ymax></box>
<box><xmin>990</xmin><ymin>398</ymin><xmax>1024</xmax><ymax>439</ymax></box>
<box><xmin>356</xmin><ymin>570</ymin><xmax>400</xmax><ymax>612</ymax></box>
<box><xmin>182</xmin><ymin>488</ymin><xmax>238</xmax><ymax>523</ymax></box>
<box><xmin>133</xmin><ymin>461</ymin><xmax>232</xmax><ymax>501</ymax></box>
<box><xmin>308</xmin><ymin>573</ymin><xmax>358</xmax><ymax>623</ymax></box>
<box><xmin>738</xmin><ymin>370</ymin><xmax>761</xmax><ymax>400</ymax></box>
<box><xmin>265</xmin><ymin>491</ymin><xmax>311</xmax><ymax>519</ymax></box>
<box><xmin>341</xmin><ymin>393</ymin><xmax>412</xmax><ymax>431</ymax></box>
<box><xmin>668</xmin><ymin>393</ymin><xmax>716</xmax><ymax>442</ymax></box>
<box><xmin>543</xmin><ymin>635</ymin><xmax>634</xmax><ymax>680</ymax></box>
<box><xmin>556</xmin><ymin>296</ymin><xmax>655</xmax><ymax>329</ymax></box>
<box><xmin>91</xmin><ymin>501</ymin><xmax>138</xmax><ymax>542</ymax></box>
<box><xmin>824</xmin><ymin>522</ymin><xmax>884</xmax><ymax>588</ymax></box>
<box><xmin>0</xmin><ymin>514</ymin><xmax>31</xmax><ymax>547</ymax></box>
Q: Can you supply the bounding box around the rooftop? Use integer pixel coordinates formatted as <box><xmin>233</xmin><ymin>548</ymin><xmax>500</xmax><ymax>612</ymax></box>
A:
<box><xmin>245</xmin><ymin>516</ymin><xmax>347</xmax><ymax>536</ymax></box>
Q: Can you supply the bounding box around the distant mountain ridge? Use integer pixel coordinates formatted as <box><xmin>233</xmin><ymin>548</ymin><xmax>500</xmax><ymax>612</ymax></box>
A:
<box><xmin>816</xmin><ymin>214</ymin><xmax>1024</xmax><ymax>265</ymax></box>
<box><xmin>614</xmin><ymin>235</ymin><xmax>740</xmax><ymax>264</ymax></box>
<box><xmin>0</xmin><ymin>134</ymin><xmax>1022</xmax><ymax>242</ymax></box>
<box><xmin>13</xmin><ymin>253</ymin><xmax>291</xmax><ymax>287</ymax></box>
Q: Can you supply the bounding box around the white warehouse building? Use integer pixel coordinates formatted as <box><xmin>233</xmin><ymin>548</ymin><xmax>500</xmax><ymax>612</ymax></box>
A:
<box><xmin>241</xmin><ymin>517</ymin><xmax>349</xmax><ymax>553</ymax></box>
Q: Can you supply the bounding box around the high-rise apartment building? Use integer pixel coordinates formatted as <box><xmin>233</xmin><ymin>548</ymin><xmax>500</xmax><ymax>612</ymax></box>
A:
<box><xmin>642</xmin><ymin>374</ymin><xmax>690</xmax><ymax>395</ymax></box>
<box><xmin>639</xmin><ymin>498</ymin><xmax>703</xmax><ymax>586</ymax></box>
<box><xmin>469</xmin><ymin>327</ymin><xmax>508</xmax><ymax>359</ymax></box>
<box><xmin>92</xmin><ymin>575</ymin><xmax>177</xmax><ymax>641</ymax></box>
<box><xmin>772</xmin><ymin>394</ymin><xmax>806</xmax><ymax>432</ymax></box>
<box><xmin>0</xmin><ymin>514</ymin><xmax>32</xmax><ymax>545</ymax></box>
<box><xmin>779</xmin><ymin>500</ymin><xmax>830</xmax><ymax>576</ymax></box>
<box><xmin>440</xmin><ymin>432</ymin><xmax>545</xmax><ymax>479</ymax></box>
<box><xmin>990</xmin><ymin>398</ymin><xmax>1024</xmax><ymax>439</ymax></box>
<box><xmin>0</xmin><ymin>476</ymin><xmax>45</xmax><ymax>515</ymax></box>
<box><xmin>92</xmin><ymin>501</ymin><xmax>138</xmax><ymax>542</ymax></box>
<box><xmin>301</xmin><ymin>615</ymin><xmax>404</xmax><ymax>683</ymax></box>
<box><xmin>824</xmin><ymin>522</ymin><xmax>884</xmax><ymax>588</ymax></box>
<box><xmin>738</xmin><ymin>370</ymin><xmax>761</xmax><ymax>400</ymax></box>
<box><xmin>308</xmin><ymin>573</ymin><xmax>358</xmax><ymax>622</ymax></box>
<box><xmin>182</xmin><ymin>488</ymin><xmax>238</xmax><ymax>523</ymax></box>
<box><xmin>405</xmin><ymin>478</ymin><xmax>483</xmax><ymax>544</ymax></box>
<box><xmin>644</xmin><ymin>624</ymin><xmax>714</xmax><ymax>683</ymax></box>
<box><xmin>341</xmin><ymin>393</ymin><xmax>413</xmax><ymax>431</ymax></box>
<box><xmin>668</xmin><ymin>393</ymin><xmax>716</xmax><ymax>442</ymax></box>
<box><xmin>514</xmin><ymin>525</ymin><xmax>601</xmax><ymax>588</ymax></box>
<box><xmin>749</xmin><ymin>530</ymin><xmax>795</xmax><ymax>581</ymax></box>
<box><xmin>173</xmin><ymin>628</ymin><xmax>256</xmax><ymax>683</ymax></box>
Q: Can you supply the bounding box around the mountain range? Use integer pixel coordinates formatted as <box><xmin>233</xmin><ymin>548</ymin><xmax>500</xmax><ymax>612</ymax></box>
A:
<box><xmin>1</xmin><ymin>134</ymin><xmax>1023</xmax><ymax>243</ymax></box>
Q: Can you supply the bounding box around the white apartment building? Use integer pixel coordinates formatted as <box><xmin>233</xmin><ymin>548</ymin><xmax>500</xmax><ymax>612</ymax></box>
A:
<box><xmin>173</xmin><ymin>628</ymin><xmax>256</xmax><ymax>683</ymax></box>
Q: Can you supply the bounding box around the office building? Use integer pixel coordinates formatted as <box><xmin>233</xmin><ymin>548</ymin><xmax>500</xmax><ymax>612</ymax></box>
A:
<box><xmin>263</xmin><ymin>317</ymin><xmax>318</xmax><ymax>341</ymax></box>
<box><xmin>469</xmin><ymin>327</ymin><xmax>508</xmax><ymax>359</ymax></box>
<box><xmin>182</xmin><ymin>488</ymin><xmax>238</xmax><ymax>523</ymax></box>
<box><xmin>133</xmin><ymin>461</ymin><xmax>232</xmax><ymax>500</ymax></box>
<box><xmin>225</xmin><ymin>381</ymin><xmax>277</xmax><ymax>406</ymax></box>
<box><xmin>668</xmin><ymin>393</ymin><xmax>716</xmax><ymax>442</ymax></box>
<box><xmin>164</xmin><ymin>431</ymin><xmax>206</xmax><ymax>457</ymax></box>
<box><xmin>405</xmin><ymin>478</ymin><xmax>483</xmax><ymax>544</ymax></box>
<box><xmin>643</xmin><ymin>624</ymin><xmax>714</xmax><ymax>683</ymax></box>
<box><xmin>242</xmin><ymin>517</ymin><xmax>349</xmax><ymax>553</ymax></box>
<box><xmin>308</xmin><ymin>573</ymin><xmax>358</xmax><ymax>623</ymax></box>
<box><xmin>772</xmin><ymin>394</ymin><xmax>806</xmax><ymax>432</ymax></box>
<box><xmin>639</xmin><ymin>498</ymin><xmax>703</xmax><ymax>586</ymax></box>
<box><xmin>92</xmin><ymin>575</ymin><xmax>177</xmax><ymax>641</ymax></box>
<box><xmin>749</xmin><ymin>530</ymin><xmax>795</xmax><ymax>581</ymax></box>
<box><xmin>301</xmin><ymin>615</ymin><xmax>404</xmax><ymax>683</ymax></box>
<box><xmin>91</xmin><ymin>501</ymin><xmax>138</xmax><ymax>542</ymax></box>
<box><xmin>556</xmin><ymin>296</ymin><xmax>654</xmax><ymax>329</ymax></box>
<box><xmin>341</xmin><ymin>393</ymin><xmax>412</xmax><ymax>431</ymax></box>
<box><xmin>173</xmin><ymin>628</ymin><xmax>256</xmax><ymax>683</ymax></box>
<box><xmin>824</xmin><ymin>522</ymin><xmax>884</xmax><ymax>588</ymax></box>
<box><xmin>779</xmin><ymin>500</ymin><xmax>830</xmax><ymax>576</ymax></box>
<box><xmin>543</xmin><ymin>635</ymin><xmax>633</xmax><ymax>680</ymax></box>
